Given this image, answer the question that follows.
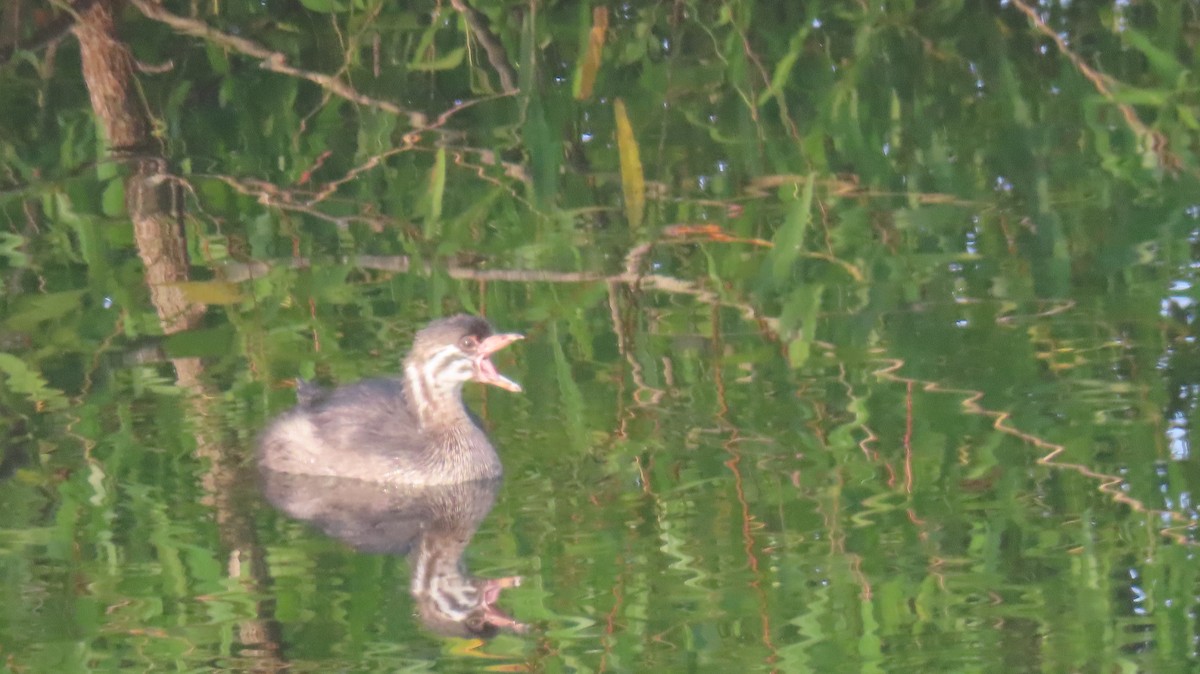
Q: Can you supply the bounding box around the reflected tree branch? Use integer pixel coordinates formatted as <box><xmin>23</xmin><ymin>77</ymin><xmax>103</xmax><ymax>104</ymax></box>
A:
<box><xmin>872</xmin><ymin>356</ymin><xmax>1198</xmax><ymax>543</ymax></box>
<box><xmin>127</xmin><ymin>0</ymin><xmax>428</xmax><ymax>127</ymax></box>
<box><xmin>0</xmin><ymin>0</ymin><xmax>97</xmax><ymax>65</ymax></box>
<box><xmin>221</xmin><ymin>252</ymin><xmax>787</xmax><ymax>340</ymax></box>
<box><xmin>1009</xmin><ymin>0</ymin><xmax>1181</xmax><ymax>175</ymax></box>
<box><xmin>449</xmin><ymin>0</ymin><xmax>518</xmax><ymax>93</ymax></box>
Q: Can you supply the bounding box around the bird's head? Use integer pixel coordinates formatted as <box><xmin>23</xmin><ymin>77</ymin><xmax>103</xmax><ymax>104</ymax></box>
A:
<box><xmin>405</xmin><ymin>314</ymin><xmax>523</xmax><ymax>394</ymax></box>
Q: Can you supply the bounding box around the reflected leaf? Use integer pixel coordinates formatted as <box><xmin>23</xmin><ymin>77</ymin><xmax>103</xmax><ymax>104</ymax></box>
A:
<box><xmin>550</xmin><ymin>322</ymin><xmax>586</xmax><ymax>451</ymax></box>
<box><xmin>0</xmin><ymin>354</ymin><xmax>68</xmax><ymax>411</ymax></box>
<box><xmin>299</xmin><ymin>0</ymin><xmax>347</xmax><ymax>13</ymax></box>
<box><xmin>574</xmin><ymin>6</ymin><xmax>608</xmax><ymax>100</ymax></box>
<box><xmin>411</xmin><ymin>47</ymin><xmax>467</xmax><ymax>72</ymax></box>
<box><xmin>614</xmin><ymin>98</ymin><xmax>645</xmax><ymax>228</ymax></box>
<box><xmin>101</xmin><ymin>179</ymin><xmax>124</xmax><ymax>217</ymax></box>
<box><xmin>0</xmin><ymin>232</ymin><xmax>29</xmax><ymax>267</ymax></box>
<box><xmin>1178</xmin><ymin>104</ymin><xmax>1200</xmax><ymax>130</ymax></box>
<box><xmin>4</xmin><ymin>290</ymin><xmax>87</xmax><ymax>332</ymax></box>
<box><xmin>1121</xmin><ymin>28</ymin><xmax>1185</xmax><ymax>83</ymax></box>
<box><xmin>423</xmin><ymin>146</ymin><xmax>447</xmax><ymax>234</ymax></box>
<box><xmin>769</xmin><ymin>174</ymin><xmax>815</xmax><ymax>286</ymax></box>
<box><xmin>164</xmin><ymin>325</ymin><xmax>236</xmax><ymax>358</ymax></box>
<box><xmin>524</xmin><ymin>99</ymin><xmax>559</xmax><ymax>208</ymax></box>
<box><xmin>756</xmin><ymin>26</ymin><xmax>809</xmax><ymax>108</ymax></box>
<box><xmin>169</xmin><ymin>281</ymin><xmax>243</xmax><ymax>305</ymax></box>
<box><xmin>781</xmin><ymin>283</ymin><xmax>823</xmax><ymax>368</ymax></box>
<box><xmin>787</xmin><ymin>337</ymin><xmax>810</xmax><ymax>368</ymax></box>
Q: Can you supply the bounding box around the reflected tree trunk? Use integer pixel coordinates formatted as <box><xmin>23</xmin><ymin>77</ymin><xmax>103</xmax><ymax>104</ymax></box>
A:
<box><xmin>73</xmin><ymin>3</ymin><xmax>285</xmax><ymax>669</ymax></box>
<box><xmin>74</xmin><ymin>0</ymin><xmax>203</xmax><ymax>340</ymax></box>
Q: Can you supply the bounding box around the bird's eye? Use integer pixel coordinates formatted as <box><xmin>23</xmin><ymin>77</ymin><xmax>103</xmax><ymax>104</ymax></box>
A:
<box><xmin>460</xmin><ymin>335</ymin><xmax>479</xmax><ymax>350</ymax></box>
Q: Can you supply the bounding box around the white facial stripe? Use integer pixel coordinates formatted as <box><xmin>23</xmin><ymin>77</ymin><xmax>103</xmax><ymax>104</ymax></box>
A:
<box><xmin>421</xmin><ymin>346</ymin><xmax>473</xmax><ymax>386</ymax></box>
<box><xmin>411</xmin><ymin>554</ymin><xmax>427</xmax><ymax>590</ymax></box>
<box><xmin>405</xmin><ymin>363</ymin><xmax>429</xmax><ymax>413</ymax></box>
<box><xmin>431</xmin><ymin>579</ymin><xmax>477</xmax><ymax>616</ymax></box>
<box><xmin>413</xmin><ymin>554</ymin><xmax>477</xmax><ymax>619</ymax></box>
<box><xmin>423</xmin><ymin>345</ymin><xmax>461</xmax><ymax>371</ymax></box>
<box><xmin>407</xmin><ymin>344</ymin><xmax>474</xmax><ymax>426</ymax></box>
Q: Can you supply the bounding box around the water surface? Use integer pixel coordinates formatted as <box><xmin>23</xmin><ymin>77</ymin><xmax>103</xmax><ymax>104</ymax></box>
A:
<box><xmin>2</xmin><ymin>1</ymin><xmax>1199</xmax><ymax>672</ymax></box>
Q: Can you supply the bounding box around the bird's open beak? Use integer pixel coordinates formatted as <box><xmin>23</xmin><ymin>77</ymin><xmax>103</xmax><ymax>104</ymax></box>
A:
<box><xmin>473</xmin><ymin>333</ymin><xmax>524</xmax><ymax>392</ymax></box>
<box><xmin>480</xmin><ymin>576</ymin><xmax>527</xmax><ymax>633</ymax></box>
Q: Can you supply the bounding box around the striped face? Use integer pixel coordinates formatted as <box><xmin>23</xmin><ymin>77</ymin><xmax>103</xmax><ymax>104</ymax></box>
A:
<box><xmin>412</xmin><ymin>552</ymin><xmax>526</xmax><ymax>636</ymax></box>
<box><xmin>420</xmin><ymin>343</ymin><xmax>480</xmax><ymax>388</ymax></box>
<box><xmin>404</xmin><ymin>315</ymin><xmax>524</xmax><ymax>420</ymax></box>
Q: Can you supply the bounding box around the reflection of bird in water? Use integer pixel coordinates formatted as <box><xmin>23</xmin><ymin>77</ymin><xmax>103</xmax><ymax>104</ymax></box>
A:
<box><xmin>259</xmin><ymin>470</ymin><xmax>527</xmax><ymax>638</ymax></box>
<box><xmin>257</xmin><ymin>314</ymin><xmax>523</xmax><ymax>485</ymax></box>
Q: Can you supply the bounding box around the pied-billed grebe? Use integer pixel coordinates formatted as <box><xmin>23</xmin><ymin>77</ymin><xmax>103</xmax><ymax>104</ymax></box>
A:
<box><xmin>257</xmin><ymin>314</ymin><xmax>523</xmax><ymax>484</ymax></box>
